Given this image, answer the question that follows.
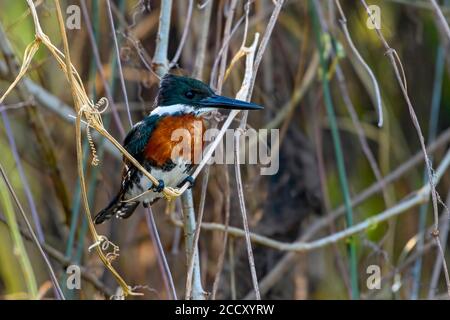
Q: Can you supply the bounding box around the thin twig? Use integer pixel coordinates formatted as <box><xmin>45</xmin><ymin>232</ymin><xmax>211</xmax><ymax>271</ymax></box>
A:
<box><xmin>80</xmin><ymin>0</ymin><xmax>126</xmax><ymax>138</ymax></box>
<box><xmin>361</xmin><ymin>0</ymin><xmax>450</xmax><ymax>298</ymax></box>
<box><xmin>216</xmin><ymin>0</ymin><xmax>238</xmax><ymax>91</ymax></box>
<box><xmin>193</xmin><ymin>0</ymin><xmax>213</xmax><ymax>79</ymax></box>
<box><xmin>167</xmin><ymin>126</ymin><xmax>450</xmax><ymax>253</ymax></box>
<box><xmin>169</xmin><ymin>0</ymin><xmax>193</xmax><ymax>68</ymax></box>
<box><xmin>0</xmin><ymin>213</ymin><xmax>114</xmax><ymax>297</ymax></box>
<box><xmin>229</xmin><ymin>237</ymin><xmax>237</xmax><ymax>300</ymax></box>
<box><xmin>184</xmin><ymin>164</ymin><xmax>211</xmax><ymax>299</ymax></box>
<box><xmin>247</xmin><ymin>0</ymin><xmax>285</xmax><ymax>102</ymax></box>
<box><xmin>211</xmin><ymin>166</ymin><xmax>231</xmax><ymax>300</ymax></box>
<box><xmin>0</xmin><ymin>110</ymin><xmax>45</xmax><ymax>242</ymax></box>
<box><xmin>106</xmin><ymin>0</ymin><xmax>133</xmax><ymax>127</ymax></box>
<box><xmin>53</xmin><ymin>0</ymin><xmax>137</xmax><ymax>296</ymax></box>
<box><xmin>233</xmin><ymin>33</ymin><xmax>261</xmax><ymax>300</ymax></box>
<box><xmin>0</xmin><ymin>163</ymin><xmax>65</xmax><ymax>299</ymax></box>
<box><xmin>429</xmin><ymin>0</ymin><xmax>450</xmax><ymax>41</ymax></box>
<box><xmin>335</xmin><ymin>0</ymin><xmax>383</xmax><ymax>127</ymax></box>
<box><xmin>145</xmin><ymin>208</ymin><xmax>177</xmax><ymax>300</ymax></box>
<box><xmin>244</xmin><ymin>148</ymin><xmax>450</xmax><ymax>299</ymax></box>
<box><xmin>181</xmin><ymin>194</ymin><xmax>206</xmax><ymax>300</ymax></box>
<box><xmin>312</xmin><ymin>91</ymin><xmax>351</xmax><ymax>295</ymax></box>
<box><xmin>171</xmin><ymin>148</ymin><xmax>450</xmax><ymax>253</ymax></box>
<box><xmin>0</xmin><ymin>23</ymin><xmax>72</xmax><ymax>228</ymax></box>
<box><xmin>312</xmin><ymin>0</ymin><xmax>359</xmax><ymax>299</ymax></box>
<box><xmin>412</xmin><ymin>35</ymin><xmax>447</xmax><ymax>299</ymax></box>
<box><xmin>235</xmin><ymin>128</ymin><xmax>261</xmax><ymax>299</ymax></box>
<box><xmin>429</xmin><ymin>191</ymin><xmax>450</xmax><ymax>298</ymax></box>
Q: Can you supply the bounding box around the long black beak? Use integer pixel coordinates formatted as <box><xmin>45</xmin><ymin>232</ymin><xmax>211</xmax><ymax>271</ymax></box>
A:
<box><xmin>200</xmin><ymin>95</ymin><xmax>263</xmax><ymax>110</ymax></box>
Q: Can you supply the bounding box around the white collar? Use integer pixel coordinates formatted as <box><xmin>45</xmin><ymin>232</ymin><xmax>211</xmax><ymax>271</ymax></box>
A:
<box><xmin>151</xmin><ymin>104</ymin><xmax>195</xmax><ymax>116</ymax></box>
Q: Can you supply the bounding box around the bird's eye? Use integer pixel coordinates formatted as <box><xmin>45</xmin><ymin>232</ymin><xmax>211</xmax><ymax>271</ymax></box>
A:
<box><xmin>185</xmin><ymin>91</ymin><xmax>195</xmax><ymax>99</ymax></box>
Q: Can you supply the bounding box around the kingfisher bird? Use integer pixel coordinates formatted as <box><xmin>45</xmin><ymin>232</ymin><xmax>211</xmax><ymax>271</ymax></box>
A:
<box><xmin>94</xmin><ymin>74</ymin><xmax>263</xmax><ymax>224</ymax></box>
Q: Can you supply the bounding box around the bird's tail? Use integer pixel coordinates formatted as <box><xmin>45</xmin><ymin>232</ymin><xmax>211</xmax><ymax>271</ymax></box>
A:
<box><xmin>94</xmin><ymin>191</ymin><xmax>140</xmax><ymax>224</ymax></box>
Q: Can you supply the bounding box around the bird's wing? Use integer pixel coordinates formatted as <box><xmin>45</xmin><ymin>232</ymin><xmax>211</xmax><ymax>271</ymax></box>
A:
<box><xmin>122</xmin><ymin>114</ymin><xmax>160</xmax><ymax>163</ymax></box>
<box><xmin>119</xmin><ymin>114</ymin><xmax>161</xmax><ymax>191</ymax></box>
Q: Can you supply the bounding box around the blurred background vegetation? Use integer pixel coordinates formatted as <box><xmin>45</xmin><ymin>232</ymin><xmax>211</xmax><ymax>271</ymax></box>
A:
<box><xmin>0</xmin><ymin>0</ymin><xmax>450</xmax><ymax>300</ymax></box>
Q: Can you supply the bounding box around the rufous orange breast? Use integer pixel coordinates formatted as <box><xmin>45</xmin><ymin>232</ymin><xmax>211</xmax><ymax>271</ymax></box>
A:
<box><xmin>144</xmin><ymin>114</ymin><xmax>206</xmax><ymax>166</ymax></box>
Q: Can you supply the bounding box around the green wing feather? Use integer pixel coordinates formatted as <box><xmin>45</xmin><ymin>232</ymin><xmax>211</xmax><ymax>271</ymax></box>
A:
<box><xmin>123</xmin><ymin>114</ymin><xmax>160</xmax><ymax>162</ymax></box>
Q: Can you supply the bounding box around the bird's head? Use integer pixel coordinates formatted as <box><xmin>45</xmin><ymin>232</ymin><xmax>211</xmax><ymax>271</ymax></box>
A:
<box><xmin>156</xmin><ymin>74</ymin><xmax>263</xmax><ymax>115</ymax></box>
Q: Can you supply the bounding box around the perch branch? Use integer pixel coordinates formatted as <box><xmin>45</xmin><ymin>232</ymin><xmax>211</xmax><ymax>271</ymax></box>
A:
<box><xmin>152</xmin><ymin>0</ymin><xmax>173</xmax><ymax>76</ymax></box>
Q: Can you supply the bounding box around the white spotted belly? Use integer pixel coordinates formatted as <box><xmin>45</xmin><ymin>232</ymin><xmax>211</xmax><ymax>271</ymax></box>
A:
<box><xmin>125</xmin><ymin>158</ymin><xmax>191</xmax><ymax>204</ymax></box>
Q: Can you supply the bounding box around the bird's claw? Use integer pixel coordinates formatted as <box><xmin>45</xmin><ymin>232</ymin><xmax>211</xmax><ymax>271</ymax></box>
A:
<box><xmin>151</xmin><ymin>179</ymin><xmax>165</xmax><ymax>193</ymax></box>
<box><xmin>183</xmin><ymin>175</ymin><xmax>195</xmax><ymax>189</ymax></box>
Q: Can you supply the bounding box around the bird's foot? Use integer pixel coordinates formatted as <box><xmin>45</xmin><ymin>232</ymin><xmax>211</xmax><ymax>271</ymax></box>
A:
<box><xmin>183</xmin><ymin>175</ymin><xmax>195</xmax><ymax>189</ymax></box>
<box><xmin>150</xmin><ymin>179</ymin><xmax>165</xmax><ymax>193</ymax></box>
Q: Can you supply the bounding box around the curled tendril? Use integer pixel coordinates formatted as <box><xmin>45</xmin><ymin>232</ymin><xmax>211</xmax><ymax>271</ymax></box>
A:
<box><xmin>80</xmin><ymin>97</ymin><xmax>109</xmax><ymax>166</ymax></box>
<box><xmin>86</xmin><ymin>125</ymin><xmax>99</xmax><ymax>166</ymax></box>
<box><xmin>88</xmin><ymin>235</ymin><xmax>120</xmax><ymax>264</ymax></box>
